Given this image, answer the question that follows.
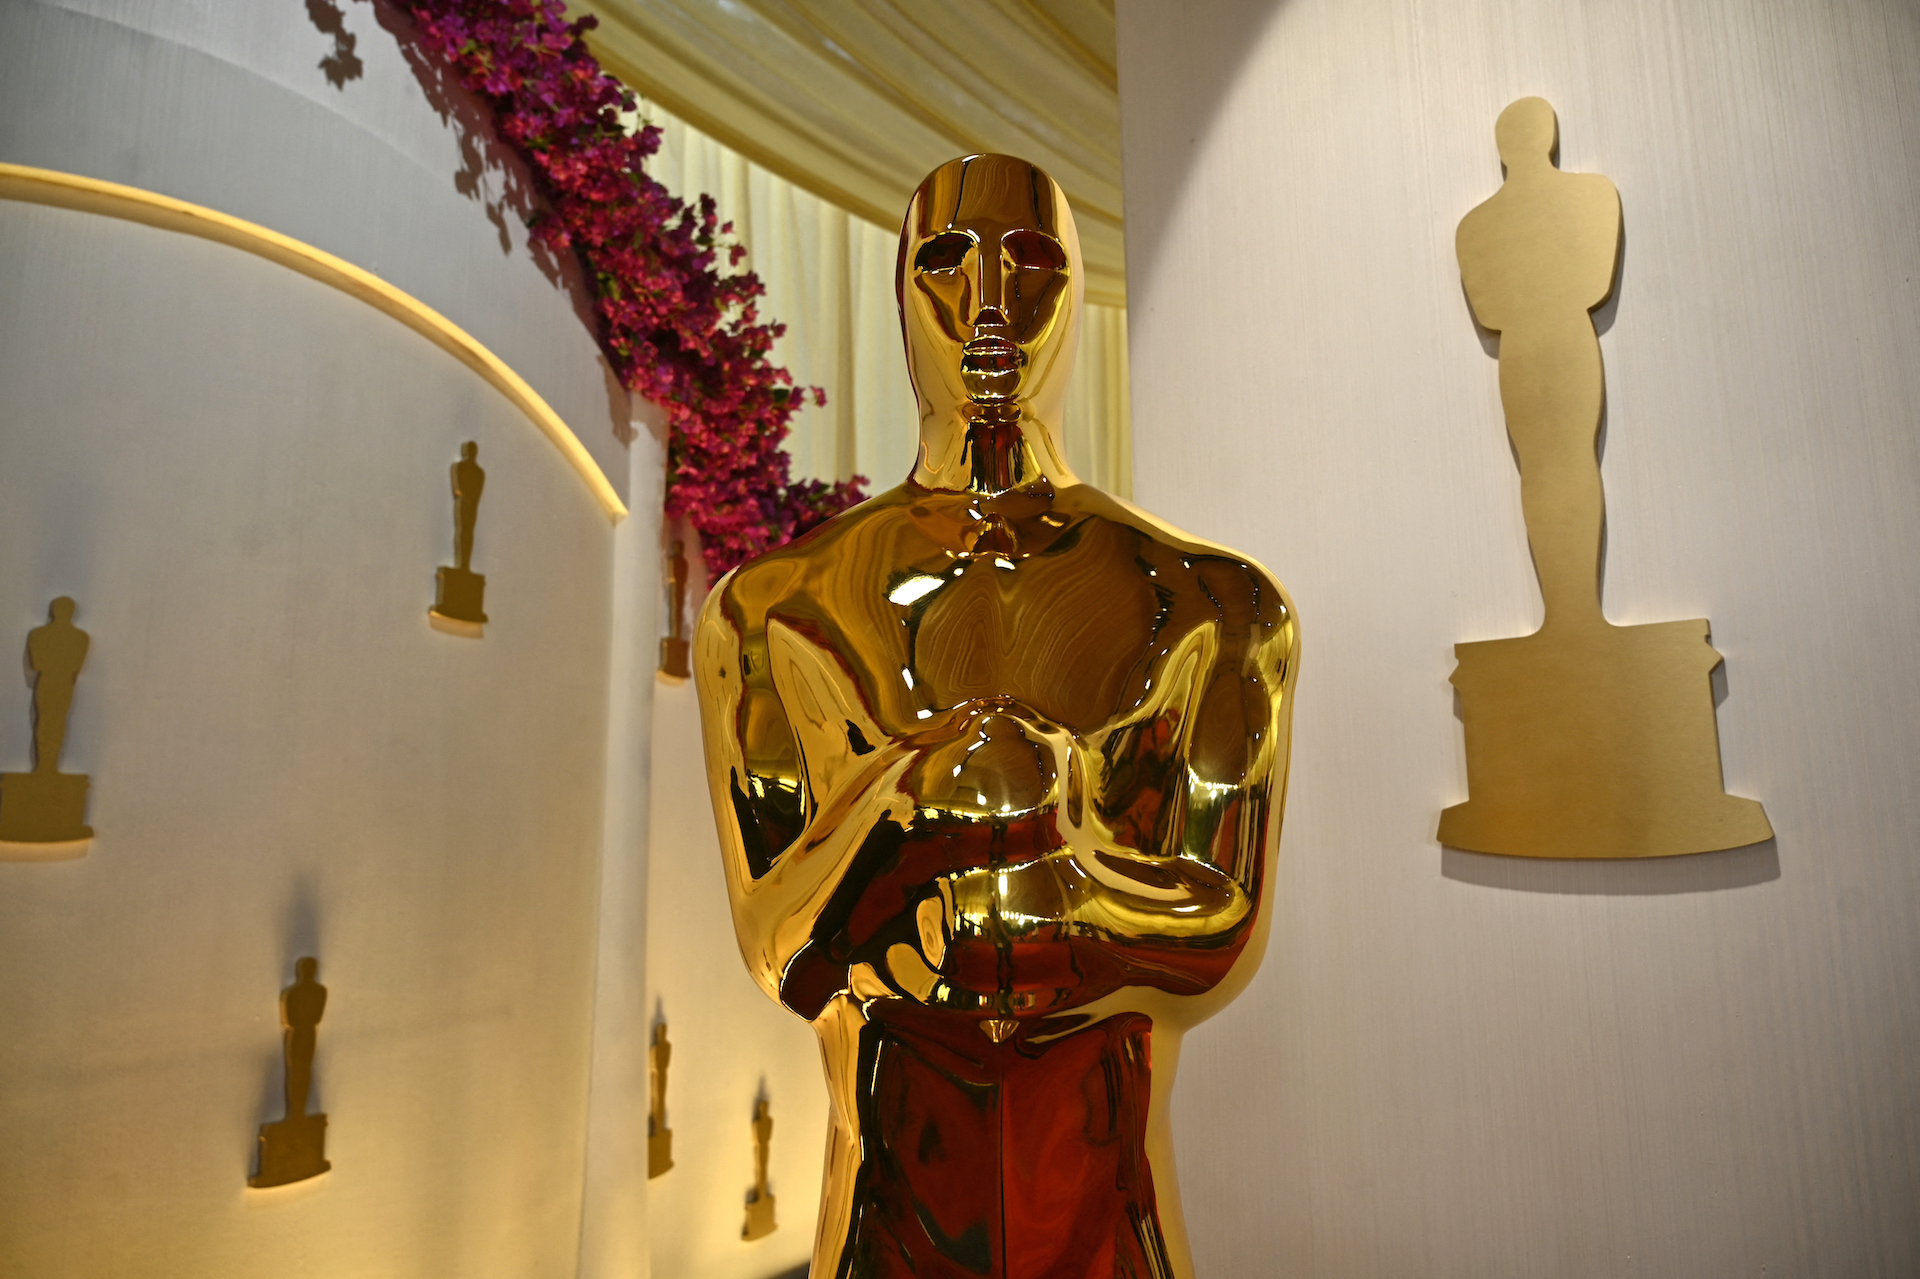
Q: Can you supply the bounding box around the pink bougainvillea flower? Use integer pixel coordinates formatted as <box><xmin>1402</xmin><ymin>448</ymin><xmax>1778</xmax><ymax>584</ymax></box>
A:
<box><xmin>400</xmin><ymin>0</ymin><xmax>866</xmax><ymax>575</ymax></box>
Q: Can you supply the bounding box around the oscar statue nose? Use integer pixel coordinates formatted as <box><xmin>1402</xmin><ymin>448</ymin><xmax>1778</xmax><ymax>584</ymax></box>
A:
<box><xmin>972</xmin><ymin>242</ymin><xmax>1006</xmax><ymax>324</ymax></box>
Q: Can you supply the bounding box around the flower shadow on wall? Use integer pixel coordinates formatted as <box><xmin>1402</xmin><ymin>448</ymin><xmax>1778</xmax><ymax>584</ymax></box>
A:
<box><xmin>304</xmin><ymin>0</ymin><xmax>366</xmax><ymax>89</ymax></box>
<box><xmin>336</xmin><ymin>0</ymin><xmax>866</xmax><ymax>574</ymax></box>
<box><xmin>352</xmin><ymin>0</ymin><xmax>582</xmax><ymax>289</ymax></box>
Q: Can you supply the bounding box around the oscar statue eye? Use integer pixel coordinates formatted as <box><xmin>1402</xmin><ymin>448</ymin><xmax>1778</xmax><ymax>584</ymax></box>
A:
<box><xmin>1003</xmin><ymin>229</ymin><xmax>1066</xmax><ymax>271</ymax></box>
<box><xmin>915</xmin><ymin>232</ymin><xmax>974</xmax><ymax>273</ymax></box>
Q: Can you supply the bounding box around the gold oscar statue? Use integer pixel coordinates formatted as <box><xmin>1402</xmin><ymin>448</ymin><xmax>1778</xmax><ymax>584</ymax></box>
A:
<box><xmin>429</xmin><ymin>440</ymin><xmax>488</xmax><ymax>636</ymax></box>
<box><xmin>741</xmin><ymin>1097</ymin><xmax>776</xmax><ymax>1242</ymax></box>
<box><xmin>658</xmin><ymin>540</ymin><xmax>692</xmax><ymax>680</ymax></box>
<box><xmin>647</xmin><ymin>1021</ymin><xmax>674</xmax><ymax>1178</ymax></box>
<box><xmin>694</xmin><ymin>155</ymin><xmax>1299</xmax><ymax>1278</ymax></box>
<box><xmin>251</xmin><ymin>957</ymin><xmax>331</xmax><ymax>1187</ymax></box>
<box><xmin>1440</xmin><ymin>98</ymin><xmax>1771</xmax><ymax>859</ymax></box>
<box><xmin>0</xmin><ymin>596</ymin><xmax>93</xmax><ymax>854</ymax></box>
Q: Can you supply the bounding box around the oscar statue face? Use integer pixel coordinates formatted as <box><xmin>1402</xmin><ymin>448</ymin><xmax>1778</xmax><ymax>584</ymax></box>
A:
<box><xmin>900</xmin><ymin>155</ymin><xmax>1082</xmax><ymax>494</ymax></box>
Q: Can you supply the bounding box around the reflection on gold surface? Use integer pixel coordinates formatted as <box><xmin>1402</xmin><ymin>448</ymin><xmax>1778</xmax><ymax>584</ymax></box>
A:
<box><xmin>696</xmin><ymin>155</ymin><xmax>1298</xmax><ymax>1278</ymax></box>
<box><xmin>251</xmin><ymin>957</ymin><xmax>331</xmax><ymax>1188</ymax></box>
<box><xmin>1441</xmin><ymin>99</ymin><xmax>1770</xmax><ymax>858</ymax></box>
<box><xmin>430</xmin><ymin>441</ymin><xmax>489</xmax><ymax>636</ymax></box>
<box><xmin>741</xmin><ymin>1097</ymin><xmax>776</xmax><ymax>1241</ymax></box>
<box><xmin>0</xmin><ymin>597</ymin><xmax>93</xmax><ymax>853</ymax></box>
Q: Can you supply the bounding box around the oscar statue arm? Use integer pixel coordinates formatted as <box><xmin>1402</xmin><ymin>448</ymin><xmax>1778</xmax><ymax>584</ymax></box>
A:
<box><xmin>1582</xmin><ymin>174</ymin><xmax>1624</xmax><ymax>311</ymax></box>
<box><xmin>947</xmin><ymin>569</ymin><xmax>1300</xmax><ymax>978</ymax></box>
<box><xmin>695</xmin><ymin>580</ymin><xmax>923</xmax><ymax>1005</ymax></box>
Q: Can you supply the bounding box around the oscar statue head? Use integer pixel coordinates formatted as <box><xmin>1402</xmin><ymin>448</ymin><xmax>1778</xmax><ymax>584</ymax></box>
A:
<box><xmin>898</xmin><ymin>155</ymin><xmax>1083</xmax><ymax>487</ymax></box>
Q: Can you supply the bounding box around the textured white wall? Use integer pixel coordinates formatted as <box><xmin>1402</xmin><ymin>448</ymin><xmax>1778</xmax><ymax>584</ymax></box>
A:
<box><xmin>0</xmin><ymin>200</ymin><xmax>613</xmax><ymax>1278</ymax></box>
<box><xmin>0</xmin><ymin>2</ymin><xmax>658</xmax><ymax>1275</ymax></box>
<box><xmin>1116</xmin><ymin>1</ymin><xmax>1920</xmax><ymax>1275</ymax></box>
<box><xmin>644</xmin><ymin>665</ymin><xmax>824</xmax><ymax>1279</ymax></box>
<box><xmin>0</xmin><ymin>0</ymin><xmax>633</xmax><ymax>501</ymax></box>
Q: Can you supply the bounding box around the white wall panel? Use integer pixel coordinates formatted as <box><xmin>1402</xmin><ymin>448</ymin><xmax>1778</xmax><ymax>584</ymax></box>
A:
<box><xmin>1116</xmin><ymin>1</ymin><xmax>1920</xmax><ymax>1274</ymax></box>
<box><xmin>0</xmin><ymin>202</ymin><xmax>613</xmax><ymax>1276</ymax></box>
<box><xmin>0</xmin><ymin>0</ymin><xmax>633</xmax><ymax>500</ymax></box>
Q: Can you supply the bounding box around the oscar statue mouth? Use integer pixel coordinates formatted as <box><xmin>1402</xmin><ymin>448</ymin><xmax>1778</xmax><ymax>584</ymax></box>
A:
<box><xmin>962</xmin><ymin>335</ymin><xmax>1021</xmax><ymax>376</ymax></box>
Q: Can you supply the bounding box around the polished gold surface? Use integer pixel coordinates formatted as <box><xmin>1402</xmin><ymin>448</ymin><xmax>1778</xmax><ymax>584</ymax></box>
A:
<box><xmin>1441</xmin><ymin>98</ymin><xmax>1770</xmax><ymax>858</ymax></box>
<box><xmin>0</xmin><ymin>163</ymin><xmax>626</xmax><ymax>520</ymax></box>
<box><xmin>695</xmin><ymin>154</ymin><xmax>1297</xmax><ymax>1278</ymax></box>
<box><xmin>430</xmin><ymin>441</ymin><xmax>489</xmax><ymax>636</ymax></box>
<box><xmin>647</xmin><ymin>1021</ymin><xmax>674</xmax><ymax>1178</ymax></box>
<box><xmin>0</xmin><ymin>597</ymin><xmax>93</xmax><ymax>854</ymax></box>
<box><xmin>251</xmin><ymin>957</ymin><xmax>331</xmax><ymax>1188</ymax></box>
<box><xmin>741</xmin><ymin>1097</ymin><xmax>777</xmax><ymax>1242</ymax></box>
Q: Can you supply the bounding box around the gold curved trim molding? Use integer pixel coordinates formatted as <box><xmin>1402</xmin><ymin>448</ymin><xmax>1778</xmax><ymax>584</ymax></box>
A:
<box><xmin>0</xmin><ymin>162</ymin><xmax>628</xmax><ymax>522</ymax></box>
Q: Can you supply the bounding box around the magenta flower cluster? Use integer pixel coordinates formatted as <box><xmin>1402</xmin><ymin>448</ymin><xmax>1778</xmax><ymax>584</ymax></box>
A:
<box><xmin>402</xmin><ymin>0</ymin><xmax>866</xmax><ymax>574</ymax></box>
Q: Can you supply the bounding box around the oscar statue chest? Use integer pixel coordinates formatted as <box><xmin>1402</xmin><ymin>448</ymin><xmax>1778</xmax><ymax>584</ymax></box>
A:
<box><xmin>882</xmin><ymin>534</ymin><xmax>1171</xmax><ymax>734</ymax></box>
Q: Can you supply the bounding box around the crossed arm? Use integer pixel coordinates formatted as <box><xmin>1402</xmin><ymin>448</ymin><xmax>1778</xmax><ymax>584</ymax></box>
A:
<box><xmin>695</xmin><ymin>583</ymin><xmax>1299</xmax><ymax>1011</ymax></box>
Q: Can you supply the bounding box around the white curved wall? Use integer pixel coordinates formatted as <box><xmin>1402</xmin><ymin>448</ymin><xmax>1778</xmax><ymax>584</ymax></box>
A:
<box><xmin>1118</xmin><ymin>1</ymin><xmax>1920</xmax><ymax>1275</ymax></box>
<box><xmin>0</xmin><ymin>2</ymin><xmax>660</xmax><ymax>1275</ymax></box>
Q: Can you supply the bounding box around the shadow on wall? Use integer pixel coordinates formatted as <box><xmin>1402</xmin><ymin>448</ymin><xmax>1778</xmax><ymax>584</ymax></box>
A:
<box><xmin>1442</xmin><ymin>838</ymin><xmax>1780</xmax><ymax>895</ymax></box>
<box><xmin>1115</xmin><ymin>0</ymin><xmax>1291</xmax><ymax>294</ymax></box>
<box><xmin>316</xmin><ymin>0</ymin><xmax>634</xmax><ymax>442</ymax></box>
<box><xmin>321</xmin><ymin>0</ymin><xmax>598</xmax><ymax>328</ymax></box>
<box><xmin>304</xmin><ymin>0</ymin><xmax>365</xmax><ymax>88</ymax></box>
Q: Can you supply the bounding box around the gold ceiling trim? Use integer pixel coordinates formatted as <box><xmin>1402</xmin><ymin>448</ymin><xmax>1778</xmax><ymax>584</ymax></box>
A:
<box><xmin>0</xmin><ymin>162</ymin><xmax>628</xmax><ymax>522</ymax></box>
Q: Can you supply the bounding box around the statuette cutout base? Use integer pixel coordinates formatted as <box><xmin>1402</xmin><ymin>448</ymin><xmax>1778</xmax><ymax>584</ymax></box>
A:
<box><xmin>429</xmin><ymin>566</ymin><xmax>487</xmax><ymax>636</ymax></box>
<box><xmin>1440</xmin><ymin>621</ymin><xmax>1772</xmax><ymax>858</ymax></box>
<box><xmin>251</xmin><ymin>1114</ymin><xmax>330</xmax><ymax>1188</ymax></box>
<box><xmin>0</xmin><ymin>772</ymin><xmax>91</xmax><ymax>849</ymax></box>
<box><xmin>742</xmin><ymin>1190</ymin><xmax>777</xmax><ymax>1242</ymax></box>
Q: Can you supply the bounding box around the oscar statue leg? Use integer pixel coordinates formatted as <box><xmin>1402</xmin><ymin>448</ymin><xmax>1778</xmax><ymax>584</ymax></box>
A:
<box><xmin>1500</xmin><ymin>323</ymin><xmax>1606</xmax><ymax>629</ymax></box>
<box><xmin>33</xmin><ymin>677</ymin><xmax>75</xmax><ymax>773</ymax></box>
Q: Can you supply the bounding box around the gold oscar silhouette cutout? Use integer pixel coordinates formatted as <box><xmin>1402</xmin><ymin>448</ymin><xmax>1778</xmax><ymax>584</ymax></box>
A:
<box><xmin>695</xmin><ymin>155</ymin><xmax>1298</xmax><ymax>1277</ymax></box>
<box><xmin>658</xmin><ymin>540</ymin><xmax>692</xmax><ymax>680</ymax></box>
<box><xmin>429</xmin><ymin>441</ymin><xmax>488</xmax><ymax>637</ymax></box>
<box><xmin>0</xmin><ymin>597</ymin><xmax>93</xmax><ymax>855</ymax></box>
<box><xmin>741</xmin><ymin>1097</ymin><xmax>776</xmax><ymax>1241</ymax></box>
<box><xmin>1440</xmin><ymin>98</ymin><xmax>1771</xmax><ymax>859</ymax></box>
<box><xmin>647</xmin><ymin>1022</ymin><xmax>674</xmax><ymax>1178</ymax></box>
<box><xmin>251</xmin><ymin>957</ymin><xmax>331</xmax><ymax>1187</ymax></box>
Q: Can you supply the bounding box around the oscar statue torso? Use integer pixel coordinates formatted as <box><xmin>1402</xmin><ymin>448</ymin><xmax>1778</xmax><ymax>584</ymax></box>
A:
<box><xmin>700</xmin><ymin>479</ymin><xmax>1294</xmax><ymax>1276</ymax></box>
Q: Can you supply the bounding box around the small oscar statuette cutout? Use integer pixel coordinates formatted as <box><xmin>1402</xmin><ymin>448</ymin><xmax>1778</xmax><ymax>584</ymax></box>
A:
<box><xmin>0</xmin><ymin>597</ymin><xmax>93</xmax><ymax>857</ymax></box>
<box><xmin>429</xmin><ymin>441</ymin><xmax>488</xmax><ymax>637</ymax></box>
<box><xmin>1441</xmin><ymin>98</ymin><xmax>1772</xmax><ymax>858</ymax></box>
<box><xmin>741</xmin><ymin>1097</ymin><xmax>776</xmax><ymax>1241</ymax></box>
<box><xmin>657</xmin><ymin>540</ymin><xmax>692</xmax><ymax>680</ymax></box>
<box><xmin>250</xmin><ymin>957</ymin><xmax>331</xmax><ymax>1187</ymax></box>
<box><xmin>647</xmin><ymin>1021</ymin><xmax>674</xmax><ymax>1178</ymax></box>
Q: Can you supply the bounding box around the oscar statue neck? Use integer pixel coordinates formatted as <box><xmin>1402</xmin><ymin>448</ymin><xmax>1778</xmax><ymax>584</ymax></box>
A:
<box><xmin>911</xmin><ymin>401</ymin><xmax>1077</xmax><ymax>497</ymax></box>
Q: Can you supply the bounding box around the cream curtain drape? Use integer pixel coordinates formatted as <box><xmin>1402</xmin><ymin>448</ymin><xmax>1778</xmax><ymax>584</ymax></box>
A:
<box><xmin>645</xmin><ymin>103</ymin><xmax>1132</xmax><ymax>497</ymax></box>
<box><xmin>578</xmin><ymin>0</ymin><xmax>1126</xmax><ymax>306</ymax></box>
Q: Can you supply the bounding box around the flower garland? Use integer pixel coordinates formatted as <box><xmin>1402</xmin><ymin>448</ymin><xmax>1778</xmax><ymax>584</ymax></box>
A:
<box><xmin>397</xmin><ymin>0</ymin><xmax>866</xmax><ymax>574</ymax></box>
